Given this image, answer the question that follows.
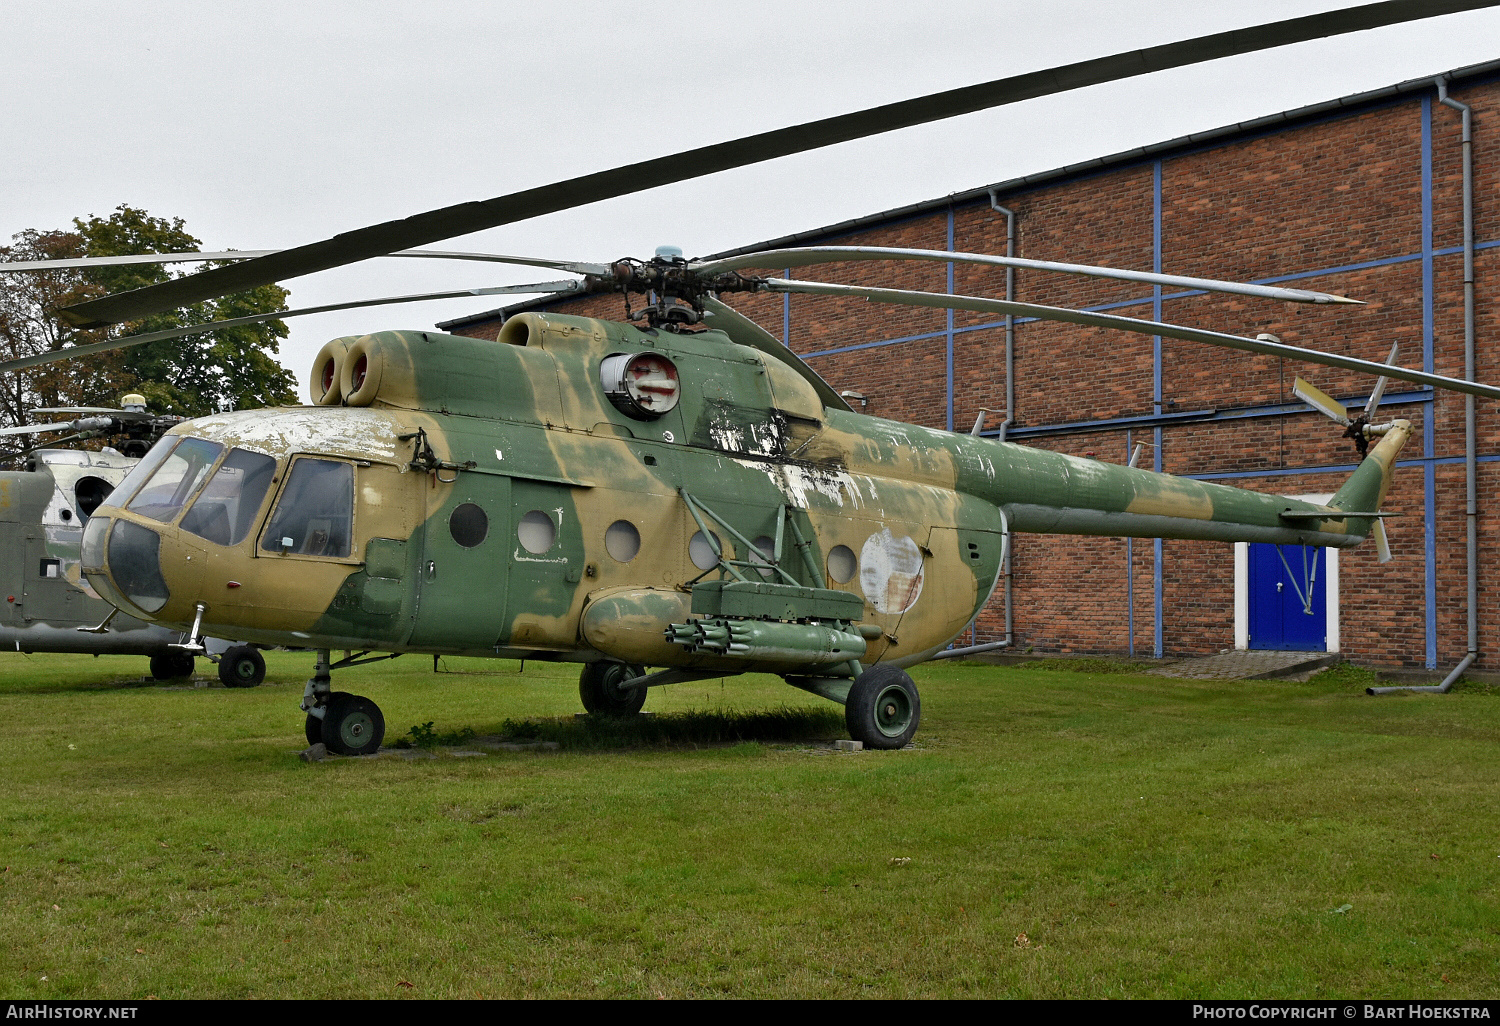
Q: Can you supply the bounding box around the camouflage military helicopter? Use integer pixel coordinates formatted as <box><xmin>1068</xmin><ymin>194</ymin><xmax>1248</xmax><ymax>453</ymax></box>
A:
<box><xmin>0</xmin><ymin>398</ymin><xmax>267</xmax><ymax>684</ymax></box>
<box><xmin>6</xmin><ymin>0</ymin><xmax>1497</xmax><ymax>753</ymax></box>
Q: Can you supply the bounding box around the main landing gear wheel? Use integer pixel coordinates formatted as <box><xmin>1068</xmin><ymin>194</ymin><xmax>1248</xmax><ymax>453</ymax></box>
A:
<box><xmin>218</xmin><ymin>645</ymin><xmax>266</xmax><ymax>688</ymax></box>
<box><xmin>578</xmin><ymin>662</ymin><xmax>647</xmax><ymax>715</ymax></box>
<box><xmin>320</xmin><ymin>692</ymin><xmax>386</xmax><ymax>756</ymax></box>
<box><xmin>845</xmin><ymin>664</ymin><xmax>921</xmax><ymax>750</ymax></box>
<box><xmin>149</xmin><ymin>650</ymin><xmax>195</xmax><ymax>681</ymax></box>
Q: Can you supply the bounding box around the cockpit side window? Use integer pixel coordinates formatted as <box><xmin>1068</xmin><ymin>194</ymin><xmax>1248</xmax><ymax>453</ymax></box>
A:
<box><xmin>259</xmin><ymin>457</ymin><xmax>354</xmax><ymax>558</ymax></box>
<box><xmin>125</xmin><ymin>437</ymin><xmax>225</xmax><ymax>524</ymax></box>
<box><xmin>180</xmin><ymin>448</ymin><xmax>278</xmax><ymax>546</ymax></box>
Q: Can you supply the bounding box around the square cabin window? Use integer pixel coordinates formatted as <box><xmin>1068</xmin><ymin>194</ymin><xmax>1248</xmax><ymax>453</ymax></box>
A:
<box><xmin>260</xmin><ymin>457</ymin><xmax>354</xmax><ymax>558</ymax></box>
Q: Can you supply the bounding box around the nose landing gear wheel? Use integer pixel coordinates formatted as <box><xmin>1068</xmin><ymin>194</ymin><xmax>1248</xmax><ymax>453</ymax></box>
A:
<box><xmin>578</xmin><ymin>662</ymin><xmax>647</xmax><ymax>715</ymax></box>
<box><xmin>319</xmin><ymin>692</ymin><xmax>386</xmax><ymax>756</ymax></box>
<box><xmin>845</xmin><ymin>665</ymin><xmax>920</xmax><ymax>750</ymax></box>
<box><xmin>149</xmin><ymin>650</ymin><xmax>195</xmax><ymax>681</ymax></box>
<box><xmin>218</xmin><ymin>645</ymin><xmax>266</xmax><ymax>687</ymax></box>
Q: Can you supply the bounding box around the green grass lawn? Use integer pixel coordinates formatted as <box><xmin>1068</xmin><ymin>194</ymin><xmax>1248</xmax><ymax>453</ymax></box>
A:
<box><xmin>0</xmin><ymin>650</ymin><xmax>1496</xmax><ymax>999</ymax></box>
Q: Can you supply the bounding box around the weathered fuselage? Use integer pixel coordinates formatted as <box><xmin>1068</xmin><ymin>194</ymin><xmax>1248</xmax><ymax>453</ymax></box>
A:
<box><xmin>78</xmin><ymin>313</ymin><xmax>1406</xmax><ymax>673</ymax></box>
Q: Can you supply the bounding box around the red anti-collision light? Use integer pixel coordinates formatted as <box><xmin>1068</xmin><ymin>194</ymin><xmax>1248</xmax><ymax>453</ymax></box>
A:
<box><xmin>600</xmin><ymin>352</ymin><xmax>680</xmax><ymax>420</ymax></box>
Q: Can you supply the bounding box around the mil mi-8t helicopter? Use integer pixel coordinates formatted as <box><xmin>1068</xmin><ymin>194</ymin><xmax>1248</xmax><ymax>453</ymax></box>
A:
<box><xmin>7</xmin><ymin>1</ymin><xmax>1499</xmax><ymax>753</ymax></box>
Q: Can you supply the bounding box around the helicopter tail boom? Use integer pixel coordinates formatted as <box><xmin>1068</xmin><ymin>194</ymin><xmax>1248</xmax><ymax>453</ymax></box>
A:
<box><xmin>949</xmin><ymin>420</ymin><xmax>1413</xmax><ymax>552</ymax></box>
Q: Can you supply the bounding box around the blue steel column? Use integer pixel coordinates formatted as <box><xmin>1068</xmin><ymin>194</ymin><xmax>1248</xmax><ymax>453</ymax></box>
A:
<box><xmin>947</xmin><ymin>209</ymin><xmax>956</xmax><ymax>432</ymax></box>
<box><xmin>1422</xmin><ymin>96</ymin><xmax>1438</xmax><ymax>670</ymax></box>
<box><xmin>1153</xmin><ymin>160</ymin><xmax>1164</xmax><ymax>660</ymax></box>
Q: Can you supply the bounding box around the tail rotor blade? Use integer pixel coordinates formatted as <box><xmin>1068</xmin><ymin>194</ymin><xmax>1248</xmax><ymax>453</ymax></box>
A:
<box><xmin>1372</xmin><ymin>517</ymin><xmax>1393</xmax><ymax>564</ymax></box>
<box><xmin>1292</xmin><ymin>377</ymin><xmax>1351</xmax><ymax>425</ymax></box>
<box><xmin>1365</xmin><ymin>342</ymin><xmax>1400</xmax><ymax>420</ymax></box>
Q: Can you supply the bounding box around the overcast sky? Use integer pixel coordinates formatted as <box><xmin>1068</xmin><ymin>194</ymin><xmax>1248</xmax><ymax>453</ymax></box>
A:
<box><xmin>4</xmin><ymin>0</ymin><xmax>1499</xmax><ymax>398</ymax></box>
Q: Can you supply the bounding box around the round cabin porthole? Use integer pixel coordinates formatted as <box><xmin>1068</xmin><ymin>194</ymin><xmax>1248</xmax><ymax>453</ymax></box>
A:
<box><xmin>688</xmin><ymin>530</ymin><xmax>723</xmax><ymax>571</ymax></box>
<box><xmin>605</xmin><ymin>520</ymin><xmax>641</xmax><ymax>562</ymax></box>
<box><xmin>827</xmin><ymin>544</ymin><xmax>858</xmax><ymax>584</ymax></box>
<box><xmin>517</xmin><ymin>510</ymin><xmax>556</xmax><ymax>554</ymax></box>
<box><xmin>449</xmin><ymin>503</ymin><xmax>488</xmax><ymax>548</ymax></box>
<box><xmin>600</xmin><ymin>352</ymin><xmax>681</xmax><ymax>420</ymax></box>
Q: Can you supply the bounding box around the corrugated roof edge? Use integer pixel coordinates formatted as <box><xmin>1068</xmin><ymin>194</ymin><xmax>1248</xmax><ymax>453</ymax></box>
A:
<box><xmin>437</xmin><ymin>55</ymin><xmax>1500</xmax><ymax>330</ymax></box>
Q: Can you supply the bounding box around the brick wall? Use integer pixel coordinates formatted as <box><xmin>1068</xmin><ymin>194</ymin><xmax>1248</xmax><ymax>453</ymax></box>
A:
<box><xmin>446</xmin><ymin>73</ymin><xmax>1500</xmax><ymax>669</ymax></box>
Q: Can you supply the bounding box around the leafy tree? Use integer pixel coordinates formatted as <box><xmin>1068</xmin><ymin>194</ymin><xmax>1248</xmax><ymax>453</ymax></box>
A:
<box><xmin>0</xmin><ymin>229</ymin><xmax>125</xmax><ymax>427</ymax></box>
<box><xmin>0</xmin><ymin>205</ymin><xmax>298</xmax><ymax>429</ymax></box>
<box><xmin>74</xmin><ymin>205</ymin><xmax>298</xmax><ymax>417</ymax></box>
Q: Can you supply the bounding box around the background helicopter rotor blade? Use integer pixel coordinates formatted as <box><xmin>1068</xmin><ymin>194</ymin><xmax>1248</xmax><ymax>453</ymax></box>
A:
<box><xmin>1292</xmin><ymin>376</ymin><xmax>1352</xmax><ymax>425</ymax></box>
<box><xmin>3</xmin><ymin>249</ymin><xmax>607</xmax><ymax>276</ymax></box>
<box><xmin>30</xmin><ymin>406</ymin><xmax>138</xmax><ymax>415</ymax></box>
<box><xmin>0</xmin><ymin>432</ymin><xmax>92</xmax><ymax>462</ymax></box>
<box><xmin>692</xmin><ymin>246</ymin><xmax>1361</xmax><ymax>306</ymax></box>
<box><xmin>765</xmin><ymin>278</ymin><xmax>1500</xmax><ymax>402</ymax></box>
<box><xmin>0</xmin><ymin>418</ymin><xmax>112</xmax><ymax>438</ymax></box>
<box><xmin>0</xmin><ymin>280</ymin><xmax>582</xmax><ymax>376</ymax></box>
<box><xmin>56</xmin><ymin>0</ymin><xmax>1492</xmax><ymax>329</ymax></box>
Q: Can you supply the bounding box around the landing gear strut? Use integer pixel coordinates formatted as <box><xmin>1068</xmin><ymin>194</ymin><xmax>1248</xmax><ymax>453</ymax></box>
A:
<box><xmin>300</xmin><ymin>650</ymin><xmax>387</xmax><ymax>755</ymax></box>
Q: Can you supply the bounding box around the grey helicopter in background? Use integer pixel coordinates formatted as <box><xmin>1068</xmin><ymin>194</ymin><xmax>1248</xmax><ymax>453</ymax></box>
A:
<box><xmin>0</xmin><ymin>395</ymin><xmax>266</xmax><ymax>685</ymax></box>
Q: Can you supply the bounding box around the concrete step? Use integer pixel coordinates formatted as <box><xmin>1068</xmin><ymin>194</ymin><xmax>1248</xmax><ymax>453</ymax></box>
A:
<box><xmin>1146</xmin><ymin>650</ymin><xmax>1340</xmax><ymax>681</ymax></box>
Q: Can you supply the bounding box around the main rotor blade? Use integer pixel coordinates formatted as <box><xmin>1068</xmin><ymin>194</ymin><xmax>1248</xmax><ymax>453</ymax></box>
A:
<box><xmin>0</xmin><ymin>280</ymin><xmax>581</xmax><ymax>376</ymax></box>
<box><xmin>59</xmin><ymin>0</ymin><xmax>1493</xmax><ymax>329</ymax></box>
<box><xmin>4</xmin><ymin>249</ymin><xmax>607</xmax><ymax>276</ymax></box>
<box><xmin>692</xmin><ymin>246</ymin><xmax>1361</xmax><ymax>305</ymax></box>
<box><xmin>766</xmin><ymin>278</ymin><xmax>1500</xmax><ymax>402</ymax></box>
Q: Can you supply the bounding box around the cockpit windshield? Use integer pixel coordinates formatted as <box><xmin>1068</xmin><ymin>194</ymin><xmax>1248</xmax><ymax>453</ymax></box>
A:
<box><xmin>125</xmin><ymin>437</ymin><xmax>225</xmax><ymax>524</ymax></box>
<box><xmin>260</xmin><ymin>458</ymin><xmax>354</xmax><ymax>558</ymax></box>
<box><xmin>106</xmin><ymin>435</ymin><xmax>179</xmax><ymax>510</ymax></box>
<box><xmin>180</xmin><ymin>448</ymin><xmax>279</xmax><ymax>546</ymax></box>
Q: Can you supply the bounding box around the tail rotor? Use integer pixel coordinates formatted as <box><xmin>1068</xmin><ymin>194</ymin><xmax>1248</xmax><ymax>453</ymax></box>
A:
<box><xmin>1293</xmin><ymin>342</ymin><xmax>1404</xmax><ymax>564</ymax></box>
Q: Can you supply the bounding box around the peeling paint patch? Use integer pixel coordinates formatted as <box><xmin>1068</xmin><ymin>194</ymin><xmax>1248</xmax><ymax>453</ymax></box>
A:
<box><xmin>737</xmin><ymin>459</ymin><xmax>866</xmax><ymax>510</ymax></box>
<box><xmin>860</xmin><ymin>528</ymin><xmax>924</xmax><ymax>615</ymax></box>
<box><xmin>180</xmin><ymin>408</ymin><xmax>400</xmax><ymax>460</ymax></box>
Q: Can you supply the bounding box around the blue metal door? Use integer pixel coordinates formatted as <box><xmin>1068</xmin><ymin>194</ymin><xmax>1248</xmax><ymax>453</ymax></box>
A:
<box><xmin>1247</xmin><ymin>543</ymin><xmax>1327</xmax><ymax>651</ymax></box>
